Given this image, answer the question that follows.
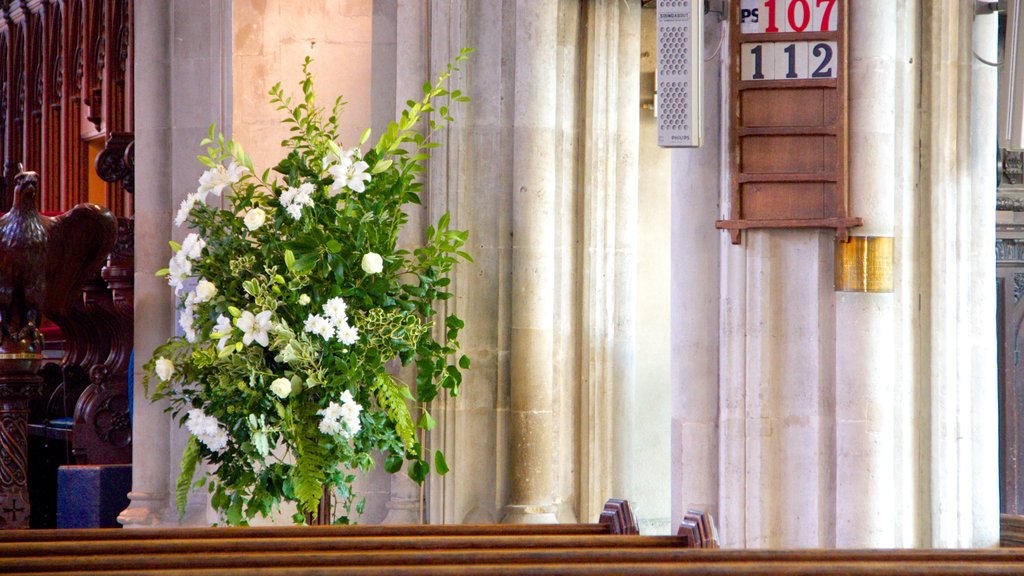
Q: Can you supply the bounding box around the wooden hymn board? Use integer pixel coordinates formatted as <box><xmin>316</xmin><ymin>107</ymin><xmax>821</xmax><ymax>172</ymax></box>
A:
<box><xmin>717</xmin><ymin>0</ymin><xmax>861</xmax><ymax>244</ymax></box>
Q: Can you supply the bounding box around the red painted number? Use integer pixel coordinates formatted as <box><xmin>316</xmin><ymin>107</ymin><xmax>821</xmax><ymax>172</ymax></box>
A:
<box><xmin>817</xmin><ymin>0</ymin><xmax>836</xmax><ymax>31</ymax></box>
<box><xmin>788</xmin><ymin>0</ymin><xmax>811</xmax><ymax>32</ymax></box>
<box><xmin>764</xmin><ymin>0</ymin><xmax>779</xmax><ymax>32</ymax></box>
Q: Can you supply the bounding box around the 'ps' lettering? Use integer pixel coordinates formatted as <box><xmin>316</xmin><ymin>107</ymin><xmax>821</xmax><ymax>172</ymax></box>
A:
<box><xmin>741</xmin><ymin>8</ymin><xmax>759</xmax><ymax>22</ymax></box>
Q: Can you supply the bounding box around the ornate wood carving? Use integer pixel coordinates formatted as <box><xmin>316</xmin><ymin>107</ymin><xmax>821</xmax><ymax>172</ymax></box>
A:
<box><xmin>0</xmin><ymin>0</ymin><xmax>133</xmax><ymax>217</ymax></box>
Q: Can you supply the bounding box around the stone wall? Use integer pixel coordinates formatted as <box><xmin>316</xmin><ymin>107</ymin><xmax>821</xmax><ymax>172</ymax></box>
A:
<box><xmin>232</xmin><ymin>0</ymin><xmax>373</xmax><ymax>170</ymax></box>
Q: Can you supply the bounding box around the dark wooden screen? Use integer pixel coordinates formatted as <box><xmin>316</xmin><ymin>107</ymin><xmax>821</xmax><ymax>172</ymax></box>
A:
<box><xmin>0</xmin><ymin>0</ymin><xmax>133</xmax><ymax>217</ymax></box>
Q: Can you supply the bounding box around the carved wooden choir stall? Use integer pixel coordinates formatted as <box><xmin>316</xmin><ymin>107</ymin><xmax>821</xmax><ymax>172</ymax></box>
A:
<box><xmin>0</xmin><ymin>0</ymin><xmax>134</xmax><ymax>529</ymax></box>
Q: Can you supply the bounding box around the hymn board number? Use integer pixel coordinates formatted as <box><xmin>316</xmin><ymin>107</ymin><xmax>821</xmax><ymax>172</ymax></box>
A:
<box><xmin>741</xmin><ymin>0</ymin><xmax>838</xmax><ymax>81</ymax></box>
<box><xmin>718</xmin><ymin>0</ymin><xmax>860</xmax><ymax>244</ymax></box>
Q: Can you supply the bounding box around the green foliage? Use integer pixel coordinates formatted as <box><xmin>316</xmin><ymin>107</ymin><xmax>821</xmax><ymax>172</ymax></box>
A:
<box><xmin>144</xmin><ymin>50</ymin><xmax>473</xmax><ymax>525</ymax></box>
<box><xmin>370</xmin><ymin>373</ymin><xmax>416</xmax><ymax>450</ymax></box>
<box><xmin>176</xmin><ymin>436</ymin><xmax>201</xmax><ymax>517</ymax></box>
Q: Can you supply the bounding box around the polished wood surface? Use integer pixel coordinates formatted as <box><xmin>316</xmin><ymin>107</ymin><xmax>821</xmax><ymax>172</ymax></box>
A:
<box><xmin>1</xmin><ymin>507</ymin><xmax>1022</xmax><ymax>575</ymax></box>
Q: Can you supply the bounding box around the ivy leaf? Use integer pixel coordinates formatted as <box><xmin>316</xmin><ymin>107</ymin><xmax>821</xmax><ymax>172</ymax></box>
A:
<box><xmin>434</xmin><ymin>450</ymin><xmax>449</xmax><ymax>476</ymax></box>
<box><xmin>408</xmin><ymin>459</ymin><xmax>429</xmax><ymax>484</ymax></box>
<box><xmin>384</xmin><ymin>453</ymin><xmax>403</xmax><ymax>474</ymax></box>
<box><xmin>417</xmin><ymin>410</ymin><xmax>436</xmax><ymax>431</ymax></box>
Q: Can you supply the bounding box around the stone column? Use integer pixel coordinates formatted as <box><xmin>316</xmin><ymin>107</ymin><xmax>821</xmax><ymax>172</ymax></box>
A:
<box><xmin>579</xmin><ymin>0</ymin><xmax>641</xmax><ymax>525</ymax></box>
<box><xmin>833</xmin><ymin>0</ymin><xmax>903</xmax><ymax>547</ymax></box>
<box><xmin>670</xmin><ymin>10</ymin><xmax>724</xmax><ymax>532</ymax></box>
<box><xmin>121</xmin><ymin>0</ymin><xmax>233</xmax><ymax>527</ymax></box>
<box><xmin>918</xmin><ymin>0</ymin><xmax>999</xmax><ymax>547</ymax></box>
<box><xmin>378</xmin><ymin>0</ymin><xmax>426</xmax><ymax>526</ymax></box>
<box><xmin>119</xmin><ymin>0</ymin><xmax>173</xmax><ymax>527</ymax></box>
<box><xmin>967</xmin><ymin>2</ymin><xmax>999</xmax><ymax>549</ymax></box>
<box><xmin>502</xmin><ymin>0</ymin><xmax>558</xmax><ymax>524</ymax></box>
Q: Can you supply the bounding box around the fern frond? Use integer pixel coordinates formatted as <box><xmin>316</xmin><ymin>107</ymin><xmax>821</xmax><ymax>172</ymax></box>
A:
<box><xmin>371</xmin><ymin>373</ymin><xmax>416</xmax><ymax>450</ymax></box>
<box><xmin>292</xmin><ymin>426</ymin><xmax>328</xmax><ymax>516</ymax></box>
<box><xmin>176</xmin><ymin>436</ymin><xmax>201</xmax><ymax>518</ymax></box>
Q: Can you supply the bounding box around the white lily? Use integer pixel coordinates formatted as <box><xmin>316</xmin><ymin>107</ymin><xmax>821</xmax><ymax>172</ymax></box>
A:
<box><xmin>198</xmin><ymin>161</ymin><xmax>249</xmax><ymax>201</ymax></box>
<box><xmin>327</xmin><ymin>156</ymin><xmax>372</xmax><ymax>195</ymax></box>
<box><xmin>167</xmin><ymin>254</ymin><xmax>192</xmax><ymax>293</ymax></box>
<box><xmin>212</xmin><ymin>314</ymin><xmax>233</xmax><ymax>350</ymax></box>
<box><xmin>236</xmin><ymin>310</ymin><xmax>273</xmax><ymax>347</ymax></box>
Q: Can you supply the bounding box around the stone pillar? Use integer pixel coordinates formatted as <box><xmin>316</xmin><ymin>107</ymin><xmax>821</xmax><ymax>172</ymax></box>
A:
<box><xmin>833</xmin><ymin>0</ymin><xmax>903</xmax><ymax>547</ymax></box>
<box><xmin>502</xmin><ymin>0</ymin><xmax>558</xmax><ymax>524</ymax></box>
<box><xmin>578</xmin><ymin>0</ymin><xmax>641</xmax><ymax>525</ymax></box>
<box><xmin>968</xmin><ymin>2</ymin><xmax>999</xmax><ymax>549</ymax></box>
<box><xmin>378</xmin><ymin>0</ymin><xmax>426</xmax><ymax>525</ymax></box>
<box><xmin>670</xmin><ymin>11</ymin><xmax>724</xmax><ymax>532</ymax></box>
<box><xmin>918</xmin><ymin>0</ymin><xmax>999</xmax><ymax>547</ymax></box>
<box><xmin>121</xmin><ymin>0</ymin><xmax>233</xmax><ymax>527</ymax></box>
<box><xmin>119</xmin><ymin>0</ymin><xmax>174</xmax><ymax>527</ymax></box>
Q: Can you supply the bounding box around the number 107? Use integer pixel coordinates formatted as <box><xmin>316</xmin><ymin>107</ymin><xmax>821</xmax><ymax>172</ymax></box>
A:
<box><xmin>761</xmin><ymin>0</ymin><xmax>838</xmax><ymax>33</ymax></box>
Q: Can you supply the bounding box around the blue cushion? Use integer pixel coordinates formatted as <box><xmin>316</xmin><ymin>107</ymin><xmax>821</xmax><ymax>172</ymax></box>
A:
<box><xmin>57</xmin><ymin>465</ymin><xmax>132</xmax><ymax>528</ymax></box>
<box><xmin>48</xmin><ymin>417</ymin><xmax>73</xmax><ymax>431</ymax></box>
<box><xmin>128</xmin><ymin>351</ymin><xmax>134</xmax><ymax>423</ymax></box>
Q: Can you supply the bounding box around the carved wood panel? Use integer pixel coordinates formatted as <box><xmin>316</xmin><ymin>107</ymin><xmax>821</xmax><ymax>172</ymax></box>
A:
<box><xmin>0</xmin><ymin>0</ymin><xmax>132</xmax><ymax>217</ymax></box>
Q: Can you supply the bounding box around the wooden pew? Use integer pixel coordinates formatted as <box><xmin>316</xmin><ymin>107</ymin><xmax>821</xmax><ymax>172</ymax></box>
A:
<box><xmin>3</xmin><ymin>503</ymin><xmax>1024</xmax><ymax>575</ymax></box>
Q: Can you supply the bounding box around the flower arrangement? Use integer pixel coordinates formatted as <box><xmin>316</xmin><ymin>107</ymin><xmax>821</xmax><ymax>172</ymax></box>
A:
<box><xmin>146</xmin><ymin>50</ymin><xmax>473</xmax><ymax>525</ymax></box>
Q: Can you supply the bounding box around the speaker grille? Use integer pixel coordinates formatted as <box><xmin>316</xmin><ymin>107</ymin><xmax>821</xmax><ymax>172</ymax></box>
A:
<box><xmin>657</xmin><ymin>0</ymin><xmax>702</xmax><ymax>147</ymax></box>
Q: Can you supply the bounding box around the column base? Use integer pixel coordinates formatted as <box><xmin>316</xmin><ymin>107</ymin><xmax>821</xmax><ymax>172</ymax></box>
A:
<box><xmin>381</xmin><ymin>498</ymin><xmax>420</xmax><ymax>524</ymax></box>
<box><xmin>500</xmin><ymin>504</ymin><xmax>559</xmax><ymax>524</ymax></box>
<box><xmin>117</xmin><ymin>491</ymin><xmax>169</xmax><ymax>527</ymax></box>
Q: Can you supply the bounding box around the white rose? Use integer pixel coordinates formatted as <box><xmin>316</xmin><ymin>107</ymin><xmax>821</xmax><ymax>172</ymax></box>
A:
<box><xmin>155</xmin><ymin>357</ymin><xmax>175</xmax><ymax>382</ymax></box>
<box><xmin>270</xmin><ymin>377</ymin><xmax>292</xmax><ymax>399</ymax></box>
<box><xmin>361</xmin><ymin>252</ymin><xmax>384</xmax><ymax>275</ymax></box>
<box><xmin>194</xmin><ymin>279</ymin><xmax>217</xmax><ymax>303</ymax></box>
<box><xmin>243</xmin><ymin>207</ymin><xmax>267</xmax><ymax>231</ymax></box>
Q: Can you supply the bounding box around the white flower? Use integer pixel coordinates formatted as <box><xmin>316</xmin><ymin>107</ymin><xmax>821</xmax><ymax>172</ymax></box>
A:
<box><xmin>360</xmin><ymin>252</ymin><xmax>383</xmax><ymax>275</ymax></box>
<box><xmin>185</xmin><ymin>409</ymin><xmax>229</xmax><ymax>452</ymax></box>
<box><xmin>154</xmin><ymin>357</ymin><xmax>174</xmax><ymax>381</ymax></box>
<box><xmin>212</xmin><ymin>314</ymin><xmax>233</xmax><ymax>350</ymax></box>
<box><xmin>323</xmin><ymin>297</ymin><xmax>348</xmax><ymax>322</ymax></box>
<box><xmin>298</xmin><ymin>294</ymin><xmax>311</xmax><ymax>306</ymax></box>
<box><xmin>175</xmin><ymin>192</ymin><xmax>201</xmax><ymax>227</ymax></box>
<box><xmin>198</xmin><ymin>161</ymin><xmax>248</xmax><ymax>201</ymax></box>
<box><xmin>179</xmin><ymin>233</ymin><xmax>206</xmax><ymax>261</ymax></box>
<box><xmin>340</xmin><ymin>402</ymin><xmax>362</xmax><ymax>436</ymax></box>
<box><xmin>194</xmin><ymin>279</ymin><xmax>217</xmax><ymax>303</ymax></box>
<box><xmin>167</xmin><ymin>255</ymin><xmax>192</xmax><ymax>294</ymax></box>
<box><xmin>303</xmin><ymin>313</ymin><xmax>335</xmax><ymax>340</ymax></box>
<box><xmin>179</xmin><ymin>308</ymin><xmax>197</xmax><ymax>343</ymax></box>
<box><xmin>270</xmin><ymin>377</ymin><xmax>292</xmax><ymax>399</ymax></box>
<box><xmin>337</xmin><ymin>324</ymin><xmax>359</xmax><ymax>346</ymax></box>
<box><xmin>317</xmin><ymin>393</ymin><xmax>362</xmax><ymax>438</ymax></box>
<box><xmin>243</xmin><ymin>207</ymin><xmax>267</xmax><ymax>231</ymax></box>
<box><xmin>235</xmin><ymin>310</ymin><xmax>273</xmax><ymax>347</ymax></box>
<box><xmin>280</xmin><ymin>183</ymin><xmax>314</xmax><ymax>220</ymax></box>
<box><xmin>327</xmin><ymin>156</ymin><xmax>372</xmax><ymax>195</ymax></box>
